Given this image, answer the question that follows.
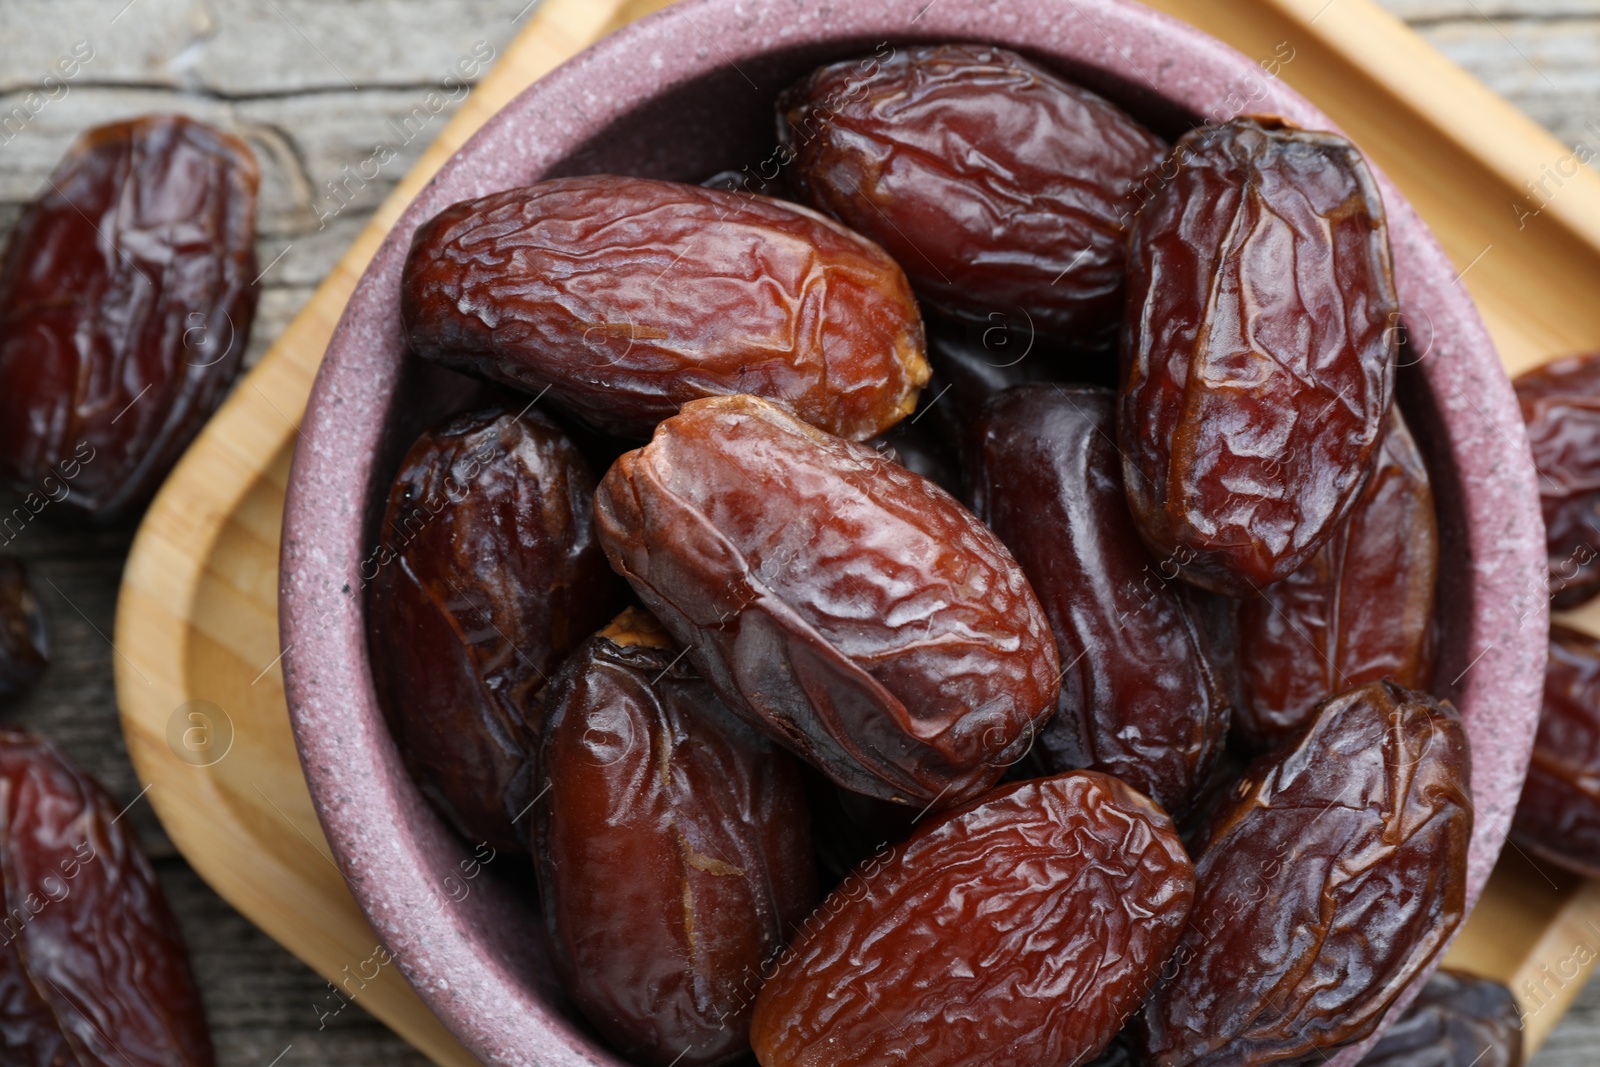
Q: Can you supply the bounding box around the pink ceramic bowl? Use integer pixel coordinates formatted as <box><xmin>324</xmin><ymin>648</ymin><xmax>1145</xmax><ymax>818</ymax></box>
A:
<box><xmin>281</xmin><ymin>1</ymin><xmax>1548</xmax><ymax>1063</ymax></box>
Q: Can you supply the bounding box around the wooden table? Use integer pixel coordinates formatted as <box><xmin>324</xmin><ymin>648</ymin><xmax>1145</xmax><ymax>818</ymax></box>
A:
<box><xmin>0</xmin><ymin>1</ymin><xmax>1597</xmax><ymax>1063</ymax></box>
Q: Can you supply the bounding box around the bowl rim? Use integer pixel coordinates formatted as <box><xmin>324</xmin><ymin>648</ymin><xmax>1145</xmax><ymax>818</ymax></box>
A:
<box><xmin>280</xmin><ymin>1</ymin><xmax>1548</xmax><ymax>1063</ymax></box>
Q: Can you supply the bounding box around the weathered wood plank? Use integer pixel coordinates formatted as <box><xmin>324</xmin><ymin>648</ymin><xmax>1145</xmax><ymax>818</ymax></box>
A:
<box><xmin>0</xmin><ymin>82</ymin><xmax>514</xmax><ymax>232</ymax></box>
<box><xmin>1407</xmin><ymin>19</ymin><xmax>1600</xmax><ymax>152</ymax></box>
<box><xmin>1382</xmin><ymin>0</ymin><xmax>1600</xmax><ymax>20</ymax></box>
<box><xmin>0</xmin><ymin>0</ymin><xmax>526</xmax><ymax>96</ymax></box>
<box><xmin>162</xmin><ymin>857</ymin><xmax>432</xmax><ymax>1066</ymax></box>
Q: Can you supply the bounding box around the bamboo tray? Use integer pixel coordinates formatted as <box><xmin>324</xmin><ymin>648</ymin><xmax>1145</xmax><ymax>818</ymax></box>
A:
<box><xmin>112</xmin><ymin>0</ymin><xmax>1600</xmax><ymax>1061</ymax></box>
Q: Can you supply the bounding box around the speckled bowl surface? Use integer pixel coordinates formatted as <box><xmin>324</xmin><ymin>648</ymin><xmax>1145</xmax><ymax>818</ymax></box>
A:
<box><xmin>280</xmin><ymin>1</ymin><xmax>1548</xmax><ymax>1063</ymax></box>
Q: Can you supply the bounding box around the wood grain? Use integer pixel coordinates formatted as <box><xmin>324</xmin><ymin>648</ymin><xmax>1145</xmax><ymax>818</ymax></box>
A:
<box><xmin>110</xmin><ymin>0</ymin><xmax>647</xmax><ymax>1062</ymax></box>
<box><xmin>0</xmin><ymin>0</ymin><xmax>1586</xmax><ymax>1062</ymax></box>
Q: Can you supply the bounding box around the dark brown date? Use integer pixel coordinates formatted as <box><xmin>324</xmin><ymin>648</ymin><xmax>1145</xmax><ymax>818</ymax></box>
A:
<box><xmin>402</xmin><ymin>175</ymin><xmax>928</xmax><ymax>441</ymax></box>
<box><xmin>779</xmin><ymin>44</ymin><xmax>1166</xmax><ymax>346</ymax></box>
<box><xmin>1136</xmin><ymin>680</ymin><xmax>1473</xmax><ymax>1065</ymax></box>
<box><xmin>594</xmin><ymin>394</ymin><xmax>1061</xmax><ymax>808</ymax></box>
<box><xmin>1174</xmin><ymin>742</ymin><xmax>1251</xmax><ymax>855</ymax></box>
<box><xmin>0</xmin><ymin>929</ymin><xmax>77</xmax><ymax>1067</ymax></box>
<box><xmin>1512</xmin><ymin>623</ymin><xmax>1600</xmax><ymax>878</ymax></box>
<box><xmin>1356</xmin><ymin>969</ymin><xmax>1522</xmax><ymax>1067</ymax></box>
<box><xmin>750</xmin><ymin>771</ymin><xmax>1195</xmax><ymax>1067</ymax></box>
<box><xmin>1514</xmin><ymin>353</ymin><xmax>1600</xmax><ymax>608</ymax></box>
<box><xmin>1120</xmin><ymin>116</ymin><xmax>1399</xmax><ymax>596</ymax></box>
<box><xmin>368</xmin><ymin>406</ymin><xmax>621</xmax><ymax>853</ymax></box>
<box><xmin>967</xmin><ymin>385</ymin><xmax>1231</xmax><ymax>813</ymax></box>
<box><xmin>0</xmin><ymin>557</ymin><xmax>49</xmax><ymax>701</ymax></box>
<box><xmin>535</xmin><ymin>608</ymin><xmax>816</xmax><ymax>1067</ymax></box>
<box><xmin>0</xmin><ymin>115</ymin><xmax>258</xmax><ymax>519</ymax></box>
<box><xmin>0</xmin><ymin>730</ymin><xmax>213</xmax><ymax>1065</ymax></box>
<box><xmin>919</xmin><ymin>316</ymin><xmax>1092</xmax><ymax>451</ymax></box>
<box><xmin>1236</xmin><ymin>410</ymin><xmax>1437</xmax><ymax>749</ymax></box>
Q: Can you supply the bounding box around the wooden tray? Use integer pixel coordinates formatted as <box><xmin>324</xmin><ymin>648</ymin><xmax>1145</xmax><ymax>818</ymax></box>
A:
<box><xmin>112</xmin><ymin>0</ymin><xmax>1600</xmax><ymax>1061</ymax></box>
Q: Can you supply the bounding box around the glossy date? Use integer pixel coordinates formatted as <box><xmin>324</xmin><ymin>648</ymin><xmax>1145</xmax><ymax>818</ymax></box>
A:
<box><xmin>368</xmin><ymin>406</ymin><xmax>621</xmax><ymax>853</ymax></box>
<box><xmin>780</xmin><ymin>44</ymin><xmax>1166</xmax><ymax>346</ymax></box>
<box><xmin>1236</xmin><ymin>410</ymin><xmax>1438</xmax><ymax>749</ymax></box>
<box><xmin>402</xmin><ymin>175</ymin><xmax>929</xmax><ymax>441</ymax></box>
<box><xmin>0</xmin><ymin>115</ymin><xmax>259</xmax><ymax>518</ymax></box>
<box><xmin>1512</xmin><ymin>623</ymin><xmax>1600</xmax><ymax>878</ymax></box>
<box><xmin>0</xmin><ymin>730</ymin><xmax>214</xmax><ymax>1066</ymax></box>
<box><xmin>1355</xmin><ymin>969</ymin><xmax>1522</xmax><ymax>1067</ymax></box>
<box><xmin>750</xmin><ymin>771</ymin><xmax>1195</xmax><ymax>1067</ymax></box>
<box><xmin>594</xmin><ymin>393</ymin><xmax>1061</xmax><ymax>808</ymax></box>
<box><xmin>1120</xmin><ymin>116</ymin><xmax>1399</xmax><ymax>596</ymax></box>
<box><xmin>535</xmin><ymin>609</ymin><xmax>816</xmax><ymax>1067</ymax></box>
<box><xmin>868</xmin><ymin>419</ymin><xmax>962</xmax><ymax>497</ymax></box>
<box><xmin>1514</xmin><ymin>352</ymin><xmax>1600</xmax><ymax>608</ymax></box>
<box><xmin>1136</xmin><ymin>680</ymin><xmax>1472</xmax><ymax>1065</ymax></box>
<box><xmin>967</xmin><ymin>385</ymin><xmax>1231</xmax><ymax>814</ymax></box>
<box><xmin>0</xmin><ymin>557</ymin><xmax>49</xmax><ymax>701</ymax></box>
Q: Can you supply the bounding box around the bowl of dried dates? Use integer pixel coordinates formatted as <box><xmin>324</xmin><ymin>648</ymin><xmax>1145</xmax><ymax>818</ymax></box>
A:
<box><xmin>279</xmin><ymin>1</ymin><xmax>1549</xmax><ymax>1064</ymax></box>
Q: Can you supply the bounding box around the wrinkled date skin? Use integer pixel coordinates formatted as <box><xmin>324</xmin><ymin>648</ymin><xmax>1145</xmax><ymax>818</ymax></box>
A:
<box><xmin>0</xmin><ymin>731</ymin><xmax>214</xmax><ymax>1065</ymax></box>
<box><xmin>868</xmin><ymin>420</ymin><xmax>962</xmax><ymax>498</ymax></box>
<box><xmin>0</xmin><ymin>115</ymin><xmax>258</xmax><ymax>518</ymax></box>
<box><xmin>368</xmin><ymin>406</ymin><xmax>621</xmax><ymax>853</ymax></box>
<box><xmin>1137</xmin><ymin>680</ymin><xmax>1473</xmax><ymax>1066</ymax></box>
<box><xmin>1512</xmin><ymin>624</ymin><xmax>1600</xmax><ymax>879</ymax></box>
<box><xmin>535</xmin><ymin>609</ymin><xmax>816</xmax><ymax>1067</ymax></box>
<box><xmin>1121</xmin><ymin>116</ymin><xmax>1399</xmax><ymax>596</ymax></box>
<box><xmin>750</xmin><ymin>771</ymin><xmax>1195</xmax><ymax>1067</ymax></box>
<box><xmin>1514</xmin><ymin>353</ymin><xmax>1600</xmax><ymax>608</ymax></box>
<box><xmin>0</xmin><ymin>557</ymin><xmax>49</xmax><ymax>700</ymax></box>
<box><xmin>1356</xmin><ymin>969</ymin><xmax>1523</xmax><ymax>1067</ymax></box>
<box><xmin>1236</xmin><ymin>410</ymin><xmax>1438</xmax><ymax>749</ymax></box>
<box><xmin>967</xmin><ymin>385</ymin><xmax>1231</xmax><ymax>814</ymax></box>
<box><xmin>402</xmin><ymin>175</ymin><xmax>929</xmax><ymax>441</ymax></box>
<box><xmin>594</xmin><ymin>394</ymin><xmax>1061</xmax><ymax>807</ymax></box>
<box><xmin>779</xmin><ymin>44</ymin><xmax>1167</xmax><ymax>345</ymax></box>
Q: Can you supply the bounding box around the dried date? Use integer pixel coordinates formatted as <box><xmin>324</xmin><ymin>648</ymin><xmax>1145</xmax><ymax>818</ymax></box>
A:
<box><xmin>0</xmin><ymin>730</ymin><xmax>213</xmax><ymax>1065</ymax></box>
<box><xmin>868</xmin><ymin>419</ymin><xmax>962</xmax><ymax>497</ymax></box>
<box><xmin>1514</xmin><ymin>353</ymin><xmax>1600</xmax><ymax>608</ymax></box>
<box><xmin>1120</xmin><ymin>116</ymin><xmax>1399</xmax><ymax>596</ymax></box>
<box><xmin>1356</xmin><ymin>969</ymin><xmax>1522</xmax><ymax>1067</ymax></box>
<box><xmin>0</xmin><ymin>557</ymin><xmax>49</xmax><ymax>701</ymax></box>
<box><xmin>535</xmin><ymin>608</ymin><xmax>816</xmax><ymax>1067</ymax></box>
<box><xmin>0</xmin><ymin>115</ymin><xmax>259</xmax><ymax>518</ymax></box>
<box><xmin>402</xmin><ymin>175</ymin><xmax>928</xmax><ymax>441</ymax></box>
<box><xmin>967</xmin><ymin>385</ymin><xmax>1231</xmax><ymax>813</ymax></box>
<box><xmin>749</xmin><ymin>771</ymin><xmax>1195</xmax><ymax>1067</ymax></box>
<box><xmin>919</xmin><ymin>316</ymin><xmax>1084</xmax><ymax>450</ymax></box>
<box><xmin>1136</xmin><ymin>680</ymin><xmax>1473</xmax><ymax>1065</ymax></box>
<box><xmin>779</xmin><ymin>44</ymin><xmax>1166</xmax><ymax>346</ymax></box>
<box><xmin>368</xmin><ymin>406</ymin><xmax>621</xmax><ymax>853</ymax></box>
<box><xmin>594</xmin><ymin>393</ymin><xmax>1061</xmax><ymax>807</ymax></box>
<box><xmin>1511</xmin><ymin>623</ymin><xmax>1600</xmax><ymax>878</ymax></box>
<box><xmin>1236</xmin><ymin>410</ymin><xmax>1437</xmax><ymax>749</ymax></box>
